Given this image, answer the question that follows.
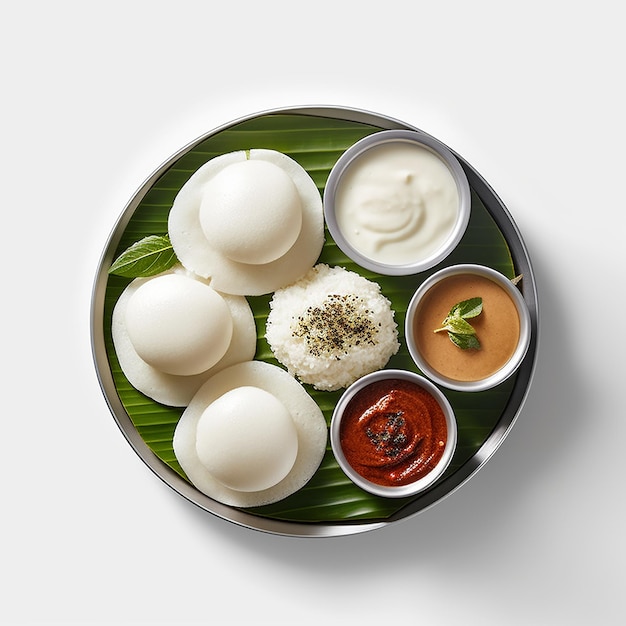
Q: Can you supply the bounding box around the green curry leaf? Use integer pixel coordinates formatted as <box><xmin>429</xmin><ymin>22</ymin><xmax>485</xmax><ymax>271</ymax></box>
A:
<box><xmin>440</xmin><ymin>316</ymin><xmax>477</xmax><ymax>336</ymax></box>
<box><xmin>109</xmin><ymin>235</ymin><xmax>178</xmax><ymax>278</ymax></box>
<box><xmin>434</xmin><ymin>297</ymin><xmax>483</xmax><ymax>350</ymax></box>
<box><xmin>449</xmin><ymin>331</ymin><xmax>481</xmax><ymax>350</ymax></box>
<box><xmin>450</xmin><ymin>297</ymin><xmax>483</xmax><ymax>320</ymax></box>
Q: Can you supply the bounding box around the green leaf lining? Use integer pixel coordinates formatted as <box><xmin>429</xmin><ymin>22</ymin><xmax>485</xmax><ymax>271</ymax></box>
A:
<box><xmin>103</xmin><ymin>113</ymin><xmax>518</xmax><ymax>523</ymax></box>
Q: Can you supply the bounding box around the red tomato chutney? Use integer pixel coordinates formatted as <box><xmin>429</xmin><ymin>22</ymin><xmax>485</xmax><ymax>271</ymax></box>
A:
<box><xmin>339</xmin><ymin>378</ymin><xmax>448</xmax><ymax>487</ymax></box>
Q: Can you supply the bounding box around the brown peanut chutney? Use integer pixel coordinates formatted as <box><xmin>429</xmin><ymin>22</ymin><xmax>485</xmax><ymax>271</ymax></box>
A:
<box><xmin>415</xmin><ymin>274</ymin><xmax>520</xmax><ymax>382</ymax></box>
<box><xmin>339</xmin><ymin>378</ymin><xmax>447</xmax><ymax>487</ymax></box>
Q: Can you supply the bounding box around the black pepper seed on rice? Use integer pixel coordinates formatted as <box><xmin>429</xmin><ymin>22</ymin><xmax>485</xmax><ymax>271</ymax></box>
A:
<box><xmin>293</xmin><ymin>294</ymin><xmax>378</xmax><ymax>358</ymax></box>
<box><xmin>265</xmin><ymin>264</ymin><xmax>400</xmax><ymax>392</ymax></box>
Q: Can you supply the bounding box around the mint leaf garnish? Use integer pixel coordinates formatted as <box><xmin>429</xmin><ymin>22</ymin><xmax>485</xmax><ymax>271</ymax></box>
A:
<box><xmin>450</xmin><ymin>297</ymin><xmax>483</xmax><ymax>320</ymax></box>
<box><xmin>434</xmin><ymin>297</ymin><xmax>483</xmax><ymax>350</ymax></box>
<box><xmin>441</xmin><ymin>316</ymin><xmax>477</xmax><ymax>336</ymax></box>
<box><xmin>108</xmin><ymin>235</ymin><xmax>178</xmax><ymax>278</ymax></box>
<box><xmin>449</xmin><ymin>331</ymin><xmax>481</xmax><ymax>350</ymax></box>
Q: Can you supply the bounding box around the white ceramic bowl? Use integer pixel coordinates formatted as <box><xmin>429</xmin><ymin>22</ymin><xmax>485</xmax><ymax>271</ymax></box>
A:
<box><xmin>329</xmin><ymin>369</ymin><xmax>457</xmax><ymax>498</ymax></box>
<box><xmin>405</xmin><ymin>264</ymin><xmax>532</xmax><ymax>392</ymax></box>
<box><xmin>324</xmin><ymin>129</ymin><xmax>471</xmax><ymax>275</ymax></box>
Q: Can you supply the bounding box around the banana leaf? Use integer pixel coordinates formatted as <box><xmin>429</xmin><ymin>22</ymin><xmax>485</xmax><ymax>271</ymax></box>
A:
<box><xmin>103</xmin><ymin>113</ymin><xmax>518</xmax><ymax>523</ymax></box>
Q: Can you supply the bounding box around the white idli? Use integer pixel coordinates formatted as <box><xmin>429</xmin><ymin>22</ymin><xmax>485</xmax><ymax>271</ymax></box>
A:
<box><xmin>111</xmin><ymin>267</ymin><xmax>257</xmax><ymax>407</ymax></box>
<box><xmin>168</xmin><ymin>149</ymin><xmax>324</xmax><ymax>296</ymax></box>
<box><xmin>173</xmin><ymin>361</ymin><xmax>328</xmax><ymax>507</ymax></box>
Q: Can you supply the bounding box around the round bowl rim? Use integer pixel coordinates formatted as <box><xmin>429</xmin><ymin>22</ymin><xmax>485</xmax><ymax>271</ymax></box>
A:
<box><xmin>323</xmin><ymin>129</ymin><xmax>471</xmax><ymax>276</ymax></box>
<box><xmin>329</xmin><ymin>368</ymin><xmax>458</xmax><ymax>498</ymax></box>
<box><xmin>405</xmin><ymin>263</ymin><xmax>532</xmax><ymax>392</ymax></box>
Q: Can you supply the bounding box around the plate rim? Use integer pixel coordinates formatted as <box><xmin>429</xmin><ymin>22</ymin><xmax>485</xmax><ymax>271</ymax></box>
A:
<box><xmin>90</xmin><ymin>105</ymin><xmax>539</xmax><ymax>537</ymax></box>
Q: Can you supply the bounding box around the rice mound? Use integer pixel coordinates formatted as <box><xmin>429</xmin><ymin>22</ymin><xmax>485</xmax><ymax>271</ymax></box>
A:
<box><xmin>266</xmin><ymin>264</ymin><xmax>400</xmax><ymax>391</ymax></box>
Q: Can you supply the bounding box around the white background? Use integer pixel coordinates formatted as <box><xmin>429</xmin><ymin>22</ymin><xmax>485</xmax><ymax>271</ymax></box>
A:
<box><xmin>3</xmin><ymin>1</ymin><xmax>623</xmax><ymax>624</ymax></box>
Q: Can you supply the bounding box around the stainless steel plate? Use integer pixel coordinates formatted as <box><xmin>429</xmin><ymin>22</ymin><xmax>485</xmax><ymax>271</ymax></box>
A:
<box><xmin>91</xmin><ymin>106</ymin><xmax>538</xmax><ymax>537</ymax></box>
